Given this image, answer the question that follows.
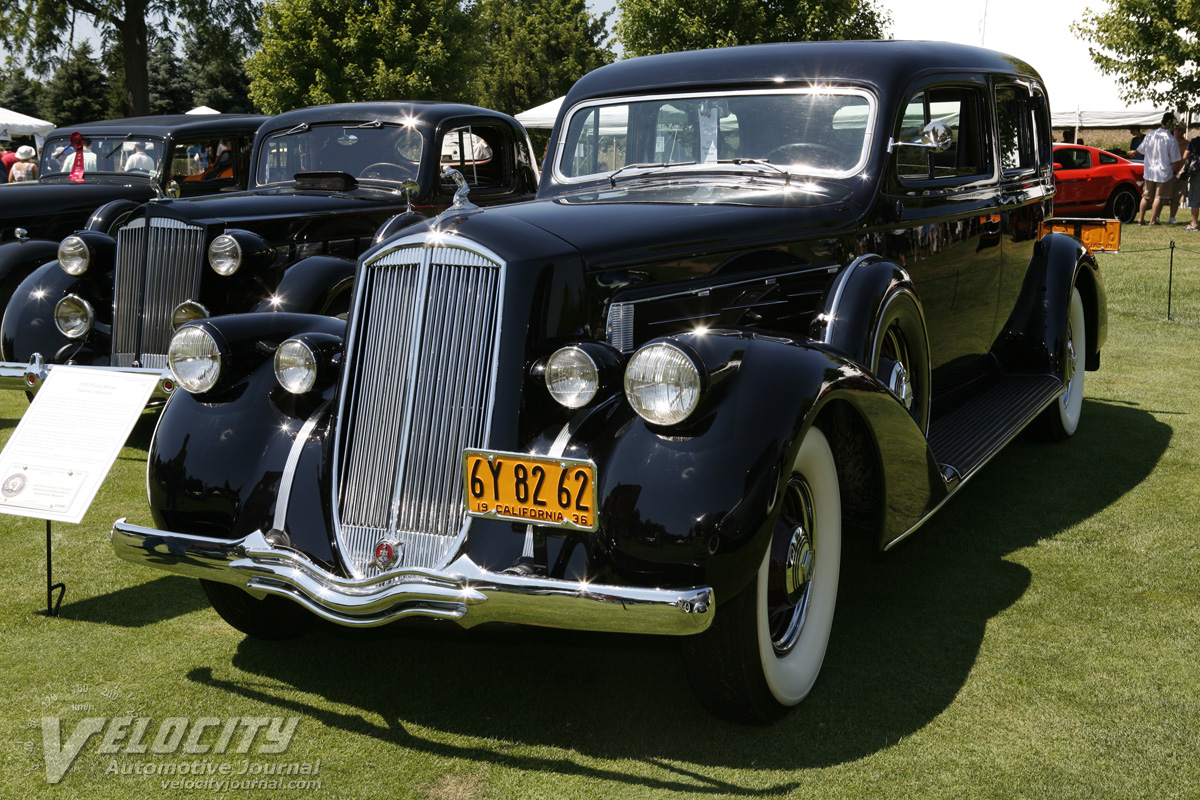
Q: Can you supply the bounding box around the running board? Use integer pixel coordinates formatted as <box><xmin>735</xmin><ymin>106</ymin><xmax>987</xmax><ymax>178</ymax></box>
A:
<box><xmin>927</xmin><ymin>375</ymin><xmax>1062</xmax><ymax>482</ymax></box>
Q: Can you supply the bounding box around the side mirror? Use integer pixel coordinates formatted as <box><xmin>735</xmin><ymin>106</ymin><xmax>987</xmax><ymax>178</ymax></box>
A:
<box><xmin>888</xmin><ymin>120</ymin><xmax>955</xmax><ymax>154</ymax></box>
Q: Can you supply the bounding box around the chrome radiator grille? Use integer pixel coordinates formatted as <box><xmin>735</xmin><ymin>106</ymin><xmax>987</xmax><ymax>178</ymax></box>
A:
<box><xmin>112</xmin><ymin>216</ymin><xmax>206</xmax><ymax>369</ymax></box>
<box><xmin>334</xmin><ymin>239</ymin><xmax>504</xmax><ymax>577</ymax></box>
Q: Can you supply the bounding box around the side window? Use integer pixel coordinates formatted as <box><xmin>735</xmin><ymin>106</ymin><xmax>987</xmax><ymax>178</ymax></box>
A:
<box><xmin>895</xmin><ymin>86</ymin><xmax>989</xmax><ymax>181</ymax></box>
<box><xmin>1099</xmin><ymin>151</ymin><xmax>1118</xmax><ymax>165</ymax></box>
<box><xmin>440</xmin><ymin>124</ymin><xmax>513</xmax><ymax>192</ymax></box>
<box><xmin>1056</xmin><ymin>148</ymin><xmax>1091</xmax><ymax>170</ymax></box>
<box><xmin>171</xmin><ymin>136</ymin><xmax>250</xmax><ymax>195</ymax></box>
<box><xmin>997</xmin><ymin>84</ymin><xmax>1038</xmax><ymax>174</ymax></box>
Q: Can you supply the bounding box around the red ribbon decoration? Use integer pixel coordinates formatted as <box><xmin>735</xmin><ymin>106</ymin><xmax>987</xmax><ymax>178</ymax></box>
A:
<box><xmin>68</xmin><ymin>131</ymin><xmax>85</xmax><ymax>183</ymax></box>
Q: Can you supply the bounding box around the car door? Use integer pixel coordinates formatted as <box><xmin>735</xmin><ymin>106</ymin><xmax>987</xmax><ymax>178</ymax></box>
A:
<box><xmin>1052</xmin><ymin>146</ymin><xmax>1093</xmax><ymax>209</ymax></box>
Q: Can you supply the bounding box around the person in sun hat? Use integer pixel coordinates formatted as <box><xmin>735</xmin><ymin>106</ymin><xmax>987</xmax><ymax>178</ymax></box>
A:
<box><xmin>1138</xmin><ymin>112</ymin><xmax>1183</xmax><ymax>226</ymax></box>
<box><xmin>8</xmin><ymin>145</ymin><xmax>38</xmax><ymax>182</ymax></box>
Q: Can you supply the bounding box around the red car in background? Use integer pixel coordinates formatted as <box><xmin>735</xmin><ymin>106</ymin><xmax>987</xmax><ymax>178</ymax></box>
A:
<box><xmin>1052</xmin><ymin>143</ymin><xmax>1144</xmax><ymax>223</ymax></box>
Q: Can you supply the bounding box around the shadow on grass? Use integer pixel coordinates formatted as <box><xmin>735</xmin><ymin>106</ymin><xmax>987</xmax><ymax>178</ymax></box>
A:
<box><xmin>58</xmin><ymin>575</ymin><xmax>209</xmax><ymax>626</ymax></box>
<box><xmin>183</xmin><ymin>398</ymin><xmax>1168</xmax><ymax>791</ymax></box>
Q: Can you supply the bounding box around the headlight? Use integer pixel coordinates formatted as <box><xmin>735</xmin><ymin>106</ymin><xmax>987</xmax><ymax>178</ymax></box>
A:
<box><xmin>545</xmin><ymin>346</ymin><xmax>599</xmax><ymax>408</ymax></box>
<box><xmin>624</xmin><ymin>342</ymin><xmax>703</xmax><ymax>426</ymax></box>
<box><xmin>54</xmin><ymin>294</ymin><xmax>94</xmax><ymax>339</ymax></box>
<box><xmin>58</xmin><ymin>235</ymin><xmax>90</xmax><ymax>276</ymax></box>
<box><xmin>168</xmin><ymin>326</ymin><xmax>222</xmax><ymax>393</ymax></box>
<box><xmin>208</xmin><ymin>235</ymin><xmax>242</xmax><ymax>275</ymax></box>
<box><xmin>171</xmin><ymin>300</ymin><xmax>209</xmax><ymax>331</ymax></box>
<box><xmin>274</xmin><ymin>338</ymin><xmax>317</xmax><ymax>394</ymax></box>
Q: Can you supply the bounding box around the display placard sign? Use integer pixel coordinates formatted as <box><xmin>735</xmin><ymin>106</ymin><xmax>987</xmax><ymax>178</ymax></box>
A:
<box><xmin>0</xmin><ymin>367</ymin><xmax>160</xmax><ymax>524</ymax></box>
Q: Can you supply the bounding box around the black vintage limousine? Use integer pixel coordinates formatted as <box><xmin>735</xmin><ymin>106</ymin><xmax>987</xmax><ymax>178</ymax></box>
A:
<box><xmin>0</xmin><ymin>114</ymin><xmax>265</xmax><ymax>312</ymax></box>
<box><xmin>0</xmin><ymin>101</ymin><xmax>538</xmax><ymax>395</ymax></box>
<box><xmin>110</xmin><ymin>41</ymin><xmax>1106</xmax><ymax>723</ymax></box>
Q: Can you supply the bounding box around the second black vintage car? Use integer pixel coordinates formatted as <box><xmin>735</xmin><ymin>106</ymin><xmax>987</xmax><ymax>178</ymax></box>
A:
<box><xmin>109</xmin><ymin>42</ymin><xmax>1106</xmax><ymax>723</ymax></box>
<box><xmin>0</xmin><ymin>102</ymin><xmax>538</xmax><ymax>394</ymax></box>
<box><xmin>0</xmin><ymin>114</ymin><xmax>266</xmax><ymax>315</ymax></box>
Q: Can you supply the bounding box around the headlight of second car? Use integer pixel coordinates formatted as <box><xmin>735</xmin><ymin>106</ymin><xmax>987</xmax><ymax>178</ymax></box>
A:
<box><xmin>274</xmin><ymin>338</ymin><xmax>318</xmax><ymax>394</ymax></box>
<box><xmin>58</xmin><ymin>235</ymin><xmax>91</xmax><ymax>276</ymax></box>
<box><xmin>208</xmin><ymin>235</ymin><xmax>242</xmax><ymax>276</ymax></box>
<box><xmin>546</xmin><ymin>346</ymin><xmax>600</xmax><ymax>408</ymax></box>
<box><xmin>168</xmin><ymin>326</ymin><xmax>222</xmax><ymax>394</ymax></box>
<box><xmin>54</xmin><ymin>294</ymin><xmax>94</xmax><ymax>339</ymax></box>
<box><xmin>624</xmin><ymin>341</ymin><xmax>704</xmax><ymax>426</ymax></box>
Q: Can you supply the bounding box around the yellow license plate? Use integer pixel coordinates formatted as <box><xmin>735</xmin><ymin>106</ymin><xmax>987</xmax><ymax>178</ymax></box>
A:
<box><xmin>463</xmin><ymin>449</ymin><xmax>598</xmax><ymax>531</ymax></box>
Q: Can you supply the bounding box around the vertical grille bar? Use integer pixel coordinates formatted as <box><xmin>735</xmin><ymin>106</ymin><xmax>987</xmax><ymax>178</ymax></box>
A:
<box><xmin>333</xmin><ymin>239</ymin><xmax>504</xmax><ymax>577</ymax></box>
<box><xmin>112</xmin><ymin>217</ymin><xmax>205</xmax><ymax>368</ymax></box>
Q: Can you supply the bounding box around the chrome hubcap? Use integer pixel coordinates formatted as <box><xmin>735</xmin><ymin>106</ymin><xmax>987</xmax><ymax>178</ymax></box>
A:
<box><xmin>880</xmin><ymin>325</ymin><xmax>914</xmax><ymax>411</ymax></box>
<box><xmin>1063</xmin><ymin>318</ymin><xmax>1078</xmax><ymax>404</ymax></box>
<box><xmin>769</xmin><ymin>477</ymin><xmax>817</xmax><ymax>654</ymax></box>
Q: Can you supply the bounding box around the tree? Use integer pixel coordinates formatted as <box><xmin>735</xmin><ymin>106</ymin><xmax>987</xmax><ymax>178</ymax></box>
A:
<box><xmin>0</xmin><ymin>0</ymin><xmax>259</xmax><ymax>117</ymax></box>
<box><xmin>473</xmin><ymin>0</ymin><xmax>613</xmax><ymax>117</ymax></box>
<box><xmin>182</xmin><ymin>22</ymin><xmax>256</xmax><ymax>113</ymax></box>
<box><xmin>148</xmin><ymin>35</ymin><xmax>190</xmax><ymax>114</ymax></box>
<box><xmin>1073</xmin><ymin>2</ymin><xmax>1200</xmax><ymax>109</ymax></box>
<box><xmin>40</xmin><ymin>41</ymin><xmax>110</xmax><ymax>125</ymax></box>
<box><xmin>246</xmin><ymin>0</ymin><xmax>475</xmax><ymax>115</ymax></box>
<box><xmin>0</xmin><ymin>65</ymin><xmax>44</xmax><ymax>118</ymax></box>
<box><xmin>614</xmin><ymin>0</ymin><xmax>890</xmax><ymax>57</ymax></box>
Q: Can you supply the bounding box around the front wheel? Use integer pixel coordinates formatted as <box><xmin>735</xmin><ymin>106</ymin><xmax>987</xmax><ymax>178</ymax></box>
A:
<box><xmin>200</xmin><ymin>579</ymin><xmax>315</xmax><ymax>640</ymax></box>
<box><xmin>683</xmin><ymin>426</ymin><xmax>841</xmax><ymax>723</ymax></box>
<box><xmin>1035</xmin><ymin>286</ymin><xmax>1086</xmax><ymax>440</ymax></box>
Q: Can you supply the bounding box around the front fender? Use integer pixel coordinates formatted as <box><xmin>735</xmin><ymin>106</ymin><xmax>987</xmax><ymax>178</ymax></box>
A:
<box><xmin>148</xmin><ymin>313</ymin><xmax>346</xmax><ymax>564</ymax></box>
<box><xmin>1</xmin><ymin>259</ymin><xmax>103</xmax><ymax>363</ymax></box>
<box><xmin>252</xmin><ymin>255</ymin><xmax>357</xmax><ymax>315</ymax></box>
<box><xmin>526</xmin><ymin>330</ymin><xmax>942</xmax><ymax>604</ymax></box>
<box><xmin>0</xmin><ymin>239</ymin><xmax>61</xmax><ymax>308</ymax></box>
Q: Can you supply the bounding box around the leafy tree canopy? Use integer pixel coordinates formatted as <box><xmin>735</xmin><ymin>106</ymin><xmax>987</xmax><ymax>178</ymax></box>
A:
<box><xmin>246</xmin><ymin>0</ymin><xmax>475</xmax><ymax>115</ymax></box>
<box><xmin>615</xmin><ymin>0</ymin><xmax>890</xmax><ymax>57</ymax></box>
<box><xmin>183</xmin><ymin>22</ymin><xmax>256</xmax><ymax>113</ymax></box>
<box><xmin>40</xmin><ymin>40</ymin><xmax>109</xmax><ymax>125</ymax></box>
<box><xmin>148</xmin><ymin>35</ymin><xmax>190</xmax><ymax>114</ymax></box>
<box><xmin>1074</xmin><ymin>1</ymin><xmax>1200</xmax><ymax>109</ymax></box>
<box><xmin>473</xmin><ymin>0</ymin><xmax>613</xmax><ymax>117</ymax></box>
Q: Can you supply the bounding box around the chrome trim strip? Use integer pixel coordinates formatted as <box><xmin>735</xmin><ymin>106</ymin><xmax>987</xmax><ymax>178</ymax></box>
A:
<box><xmin>111</xmin><ymin>520</ymin><xmax>714</xmax><ymax>635</ymax></box>
<box><xmin>272</xmin><ymin>399</ymin><xmax>331</xmax><ymax>535</ymax></box>
<box><xmin>819</xmin><ymin>254</ymin><xmax>874</xmax><ymax>345</ymax></box>
<box><xmin>0</xmin><ymin>361</ymin><xmax>175</xmax><ymax>399</ymax></box>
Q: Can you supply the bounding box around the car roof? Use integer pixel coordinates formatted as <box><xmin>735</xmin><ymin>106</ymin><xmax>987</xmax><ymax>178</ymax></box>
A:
<box><xmin>46</xmin><ymin>114</ymin><xmax>268</xmax><ymax>138</ymax></box>
<box><xmin>565</xmin><ymin>40</ymin><xmax>1044</xmax><ymax>103</ymax></box>
<box><xmin>259</xmin><ymin>102</ymin><xmax>523</xmax><ymax>134</ymax></box>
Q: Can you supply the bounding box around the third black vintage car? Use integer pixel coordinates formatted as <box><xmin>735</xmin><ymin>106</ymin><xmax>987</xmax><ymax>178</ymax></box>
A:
<box><xmin>0</xmin><ymin>114</ymin><xmax>265</xmax><ymax>313</ymax></box>
<box><xmin>109</xmin><ymin>42</ymin><xmax>1106</xmax><ymax>723</ymax></box>
<box><xmin>0</xmin><ymin>101</ymin><xmax>538</xmax><ymax>394</ymax></box>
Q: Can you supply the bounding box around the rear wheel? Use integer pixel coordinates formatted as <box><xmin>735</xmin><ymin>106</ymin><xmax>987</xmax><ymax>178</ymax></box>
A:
<box><xmin>200</xmin><ymin>579</ymin><xmax>315</xmax><ymax>640</ymax></box>
<box><xmin>684</xmin><ymin>427</ymin><xmax>841</xmax><ymax>723</ymax></box>
<box><xmin>1107</xmin><ymin>186</ymin><xmax>1139</xmax><ymax>223</ymax></box>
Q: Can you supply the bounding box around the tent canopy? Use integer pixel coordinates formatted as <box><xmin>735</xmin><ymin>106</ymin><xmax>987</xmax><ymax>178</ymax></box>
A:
<box><xmin>1049</xmin><ymin>109</ymin><xmax>1164</xmax><ymax>129</ymax></box>
<box><xmin>516</xmin><ymin>97</ymin><xmax>563</xmax><ymax>129</ymax></box>
<box><xmin>0</xmin><ymin>106</ymin><xmax>54</xmax><ymax>138</ymax></box>
<box><xmin>186</xmin><ymin>106</ymin><xmax>221</xmax><ymax>115</ymax></box>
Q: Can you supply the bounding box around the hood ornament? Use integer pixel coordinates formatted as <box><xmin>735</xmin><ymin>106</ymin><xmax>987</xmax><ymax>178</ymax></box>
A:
<box><xmin>434</xmin><ymin>166</ymin><xmax>482</xmax><ymax>226</ymax></box>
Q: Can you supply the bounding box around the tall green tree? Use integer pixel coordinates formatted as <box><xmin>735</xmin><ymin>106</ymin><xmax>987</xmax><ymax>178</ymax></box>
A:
<box><xmin>148</xmin><ymin>35</ymin><xmax>190</xmax><ymax>114</ymax></box>
<box><xmin>0</xmin><ymin>65</ymin><xmax>44</xmax><ymax>118</ymax></box>
<box><xmin>246</xmin><ymin>0</ymin><xmax>475</xmax><ymax>115</ymax></box>
<box><xmin>183</xmin><ymin>22</ymin><xmax>256</xmax><ymax>113</ymax></box>
<box><xmin>40</xmin><ymin>40</ymin><xmax>110</xmax><ymax>125</ymax></box>
<box><xmin>615</xmin><ymin>0</ymin><xmax>890</xmax><ymax>57</ymax></box>
<box><xmin>0</xmin><ymin>0</ymin><xmax>259</xmax><ymax>117</ymax></box>
<box><xmin>473</xmin><ymin>0</ymin><xmax>613</xmax><ymax>117</ymax></box>
<box><xmin>1074</xmin><ymin>2</ymin><xmax>1200</xmax><ymax>109</ymax></box>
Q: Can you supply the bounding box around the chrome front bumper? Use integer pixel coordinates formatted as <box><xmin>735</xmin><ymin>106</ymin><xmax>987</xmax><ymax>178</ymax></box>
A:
<box><xmin>111</xmin><ymin>519</ymin><xmax>715</xmax><ymax>635</ymax></box>
<box><xmin>0</xmin><ymin>356</ymin><xmax>176</xmax><ymax>398</ymax></box>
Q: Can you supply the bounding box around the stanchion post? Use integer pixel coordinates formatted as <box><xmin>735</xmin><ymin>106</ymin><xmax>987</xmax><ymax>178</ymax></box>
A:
<box><xmin>1169</xmin><ymin>240</ymin><xmax>1176</xmax><ymax>321</ymax></box>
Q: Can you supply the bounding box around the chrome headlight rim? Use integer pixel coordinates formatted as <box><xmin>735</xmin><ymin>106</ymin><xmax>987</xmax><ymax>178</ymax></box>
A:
<box><xmin>545</xmin><ymin>345</ymin><xmax>601</xmax><ymax>409</ymax></box>
<box><xmin>170</xmin><ymin>299</ymin><xmax>210</xmax><ymax>332</ymax></box>
<box><xmin>58</xmin><ymin>235</ymin><xmax>91</xmax><ymax>276</ymax></box>
<box><xmin>623</xmin><ymin>340</ymin><xmax>706</xmax><ymax>427</ymax></box>
<box><xmin>53</xmin><ymin>294</ymin><xmax>95</xmax><ymax>339</ymax></box>
<box><xmin>274</xmin><ymin>338</ymin><xmax>319</xmax><ymax>394</ymax></box>
<box><xmin>208</xmin><ymin>234</ymin><xmax>243</xmax><ymax>276</ymax></box>
<box><xmin>168</xmin><ymin>325</ymin><xmax>223</xmax><ymax>394</ymax></box>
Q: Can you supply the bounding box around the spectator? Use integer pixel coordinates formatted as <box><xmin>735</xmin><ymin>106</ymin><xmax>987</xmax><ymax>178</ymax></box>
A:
<box><xmin>61</xmin><ymin>138</ymin><xmax>98</xmax><ymax>172</ymax></box>
<box><xmin>1138</xmin><ymin>112</ymin><xmax>1182</xmax><ymax>225</ymax></box>
<box><xmin>124</xmin><ymin>142</ymin><xmax>155</xmax><ymax>173</ymax></box>
<box><xmin>9</xmin><ymin>145</ymin><xmax>38</xmax><ymax>182</ymax></box>
<box><xmin>0</xmin><ymin>142</ymin><xmax>16</xmax><ymax>178</ymax></box>
<box><xmin>1182</xmin><ymin>129</ymin><xmax>1200</xmax><ymax>231</ymax></box>
<box><xmin>1129</xmin><ymin>127</ymin><xmax>1146</xmax><ymax>157</ymax></box>
<box><xmin>1170</xmin><ymin>124</ymin><xmax>1189</xmax><ymax>222</ymax></box>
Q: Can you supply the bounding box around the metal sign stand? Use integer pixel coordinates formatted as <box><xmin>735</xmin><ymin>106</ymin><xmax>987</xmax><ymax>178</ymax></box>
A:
<box><xmin>46</xmin><ymin>519</ymin><xmax>65</xmax><ymax>616</ymax></box>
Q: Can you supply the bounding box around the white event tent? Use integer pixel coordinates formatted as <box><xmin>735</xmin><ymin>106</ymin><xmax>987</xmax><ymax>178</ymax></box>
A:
<box><xmin>0</xmin><ymin>106</ymin><xmax>54</xmax><ymax>146</ymax></box>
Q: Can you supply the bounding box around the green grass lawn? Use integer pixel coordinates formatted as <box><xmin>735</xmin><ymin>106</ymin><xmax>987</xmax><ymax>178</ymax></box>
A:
<box><xmin>1</xmin><ymin>223</ymin><xmax>1198</xmax><ymax>799</ymax></box>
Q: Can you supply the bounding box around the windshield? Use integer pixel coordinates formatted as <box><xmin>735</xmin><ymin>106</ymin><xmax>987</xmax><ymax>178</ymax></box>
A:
<box><xmin>556</xmin><ymin>88</ymin><xmax>875</xmax><ymax>181</ymax></box>
<box><xmin>41</xmin><ymin>135</ymin><xmax>164</xmax><ymax>177</ymax></box>
<box><xmin>255</xmin><ymin>123</ymin><xmax>425</xmax><ymax>187</ymax></box>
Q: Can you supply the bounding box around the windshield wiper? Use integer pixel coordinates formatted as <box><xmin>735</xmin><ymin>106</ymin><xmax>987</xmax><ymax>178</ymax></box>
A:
<box><xmin>608</xmin><ymin>160</ymin><xmax>696</xmax><ymax>188</ymax></box>
<box><xmin>716</xmin><ymin>158</ymin><xmax>792</xmax><ymax>185</ymax></box>
<box><xmin>344</xmin><ymin>120</ymin><xmax>383</xmax><ymax>130</ymax></box>
<box><xmin>282</xmin><ymin>122</ymin><xmax>310</xmax><ymax>136</ymax></box>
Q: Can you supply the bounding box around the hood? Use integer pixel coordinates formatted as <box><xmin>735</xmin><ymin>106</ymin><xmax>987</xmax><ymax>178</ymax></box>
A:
<box><xmin>145</xmin><ymin>184</ymin><xmax>414</xmax><ymax>229</ymax></box>
<box><xmin>0</xmin><ymin>181</ymin><xmax>154</xmax><ymax>241</ymax></box>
